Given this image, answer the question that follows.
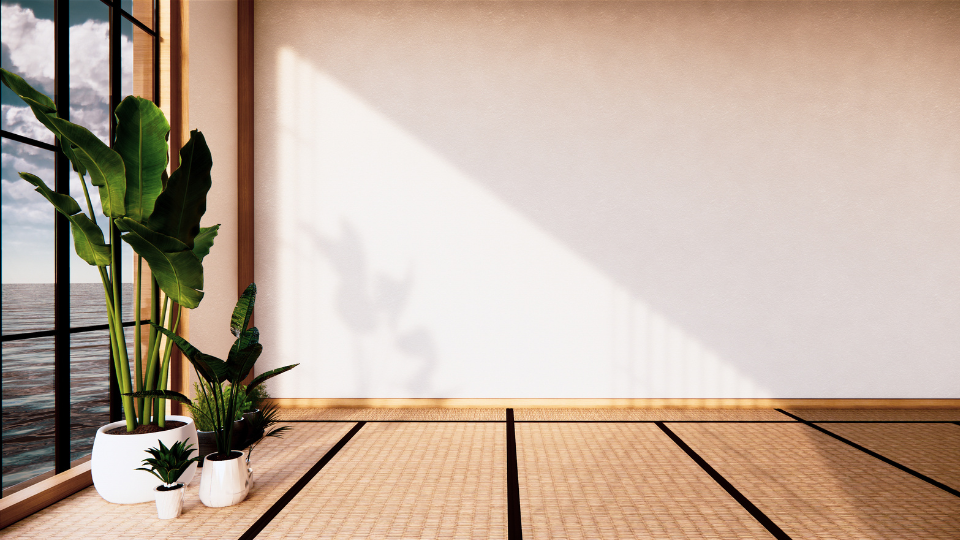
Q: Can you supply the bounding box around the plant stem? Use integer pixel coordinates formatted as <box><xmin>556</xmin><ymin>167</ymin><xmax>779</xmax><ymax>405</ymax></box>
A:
<box><xmin>134</xmin><ymin>256</ymin><xmax>144</xmax><ymax>421</ymax></box>
<box><xmin>156</xmin><ymin>305</ymin><xmax>182</xmax><ymax>428</ymax></box>
<box><xmin>143</xmin><ymin>295</ymin><xmax>170</xmax><ymax>423</ymax></box>
<box><xmin>98</xmin><ymin>265</ymin><xmax>128</xmax><ymax>426</ymax></box>
<box><xmin>75</xmin><ymin>169</ymin><xmax>97</xmax><ymax>227</ymax></box>
<box><xmin>109</xmin><ymin>224</ymin><xmax>136</xmax><ymax>431</ymax></box>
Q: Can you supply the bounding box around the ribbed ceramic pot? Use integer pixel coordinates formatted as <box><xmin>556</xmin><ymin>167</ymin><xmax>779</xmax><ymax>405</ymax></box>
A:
<box><xmin>196</xmin><ymin>419</ymin><xmax>249</xmax><ymax>467</ymax></box>
<box><xmin>155</xmin><ymin>484</ymin><xmax>185</xmax><ymax>519</ymax></box>
<box><xmin>91</xmin><ymin>416</ymin><xmax>198</xmax><ymax>504</ymax></box>
<box><xmin>198</xmin><ymin>450</ymin><xmax>252</xmax><ymax>507</ymax></box>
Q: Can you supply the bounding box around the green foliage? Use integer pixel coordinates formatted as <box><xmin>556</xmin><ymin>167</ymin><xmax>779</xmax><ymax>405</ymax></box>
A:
<box><xmin>231</xmin><ymin>283</ymin><xmax>256</xmax><ymax>337</ymax></box>
<box><xmin>2</xmin><ymin>67</ymin><xmax>220</xmax><ymax>432</ymax></box>
<box><xmin>158</xmin><ymin>283</ymin><xmax>298</xmax><ymax>458</ymax></box>
<box><xmin>18</xmin><ymin>173</ymin><xmax>111</xmax><ymax>266</ymax></box>
<box><xmin>114</xmin><ymin>96</ymin><xmax>169</xmax><ymax>223</ymax></box>
<box><xmin>246</xmin><ymin>382</ymin><xmax>270</xmax><ymax>411</ymax></box>
<box><xmin>187</xmin><ymin>381</ymin><xmax>251</xmax><ymax>431</ymax></box>
<box><xmin>136</xmin><ymin>440</ymin><xmax>200</xmax><ymax>487</ymax></box>
<box><xmin>244</xmin><ymin>402</ymin><xmax>291</xmax><ymax>465</ymax></box>
<box><xmin>147</xmin><ymin>130</ymin><xmax>212</xmax><ymax>249</ymax></box>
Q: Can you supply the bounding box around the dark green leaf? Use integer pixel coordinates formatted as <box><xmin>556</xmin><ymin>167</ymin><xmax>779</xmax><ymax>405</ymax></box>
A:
<box><xmin>228</xmin><ymin>327</ymin><xmax>259</xmax><ymax>365</ymax></box>
<box><xmin>227</xmin><ymin>343</ymin><xmax>262</xmax><ymax>384</ymax></box>
<box><xmin>19</xmin><ymin>173</ymin><xmax>110</xmax><ymax>266</ymax></box>
<box><xmin>231</xmin><ymin>283</ymin><xmax>256</xmax><ymax>337</ymax></box>
<box><xmin>148</xmin><ymin>130</ymin><xmax>212</xmax><ymax>248</ymax></box>
<box><xmin>19</xmin><ymin>172</ymin><xmax>80</xmax><ymax>215</ymax></box>
<box><xmin>192</xmin><ymin>224</ymin><xmax>219</xmax><ymax>262</ymax></box>
<box><xmin>123</xmin><ymin>389</ymin><xmax>193</xmax><ymax>405</ymax></box>
<box><xmin>115</xmin><ymin>96</ymin><xmax>170</xmax><ymax>223</ymax></box>
<box><xmin>153</xmin><ymin>325</ymin><xmax>229</xmax><ymax>383</ymax></box>
<box><xmin>0</xmin><ymin>69</ymin><xmax>86</xmax><ymax>175</ymax></box>
<box><xmin>246</xmin><ymin>364</ymin><xmax>298</xmax><ymax>395</ymax></box>
<box><xmin>119</xmin><ymin>218</ymin><xmax>204</xmax><ymax>308</ymax></box>
<box><xmin>45</xmin><ymin>114</ymin><xmax>126</xmax><ymax>218</ymax></box>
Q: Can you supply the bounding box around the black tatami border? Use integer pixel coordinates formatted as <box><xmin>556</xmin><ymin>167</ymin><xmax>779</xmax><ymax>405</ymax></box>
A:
<box><xmin>506</xmin><ymin>409</ymin><xmax>523</xmax><ymax>540</ymax></box>
<box><xmin>656</xmin><ymin>422</ymin><xmax>793</xmax><ymax>540</ymax></box>
<box><xmin>238</xmin><ymin>421</ymin><xmax>366</xmax><ymax>540</ymax></box>
<box><xmin>241</xmin><ymin>411</ymin><xmax>958</xmax><ymax>539</ymax></box>
<box><xmin>776</xmin><ymin>409</ymin><xmax>960</xmax><ymax>498</ymax></box>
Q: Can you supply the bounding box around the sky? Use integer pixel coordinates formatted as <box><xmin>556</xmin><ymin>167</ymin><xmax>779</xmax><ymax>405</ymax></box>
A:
<box><xmin>2</xmin><ymin>0</ymin><xmax>142</xmax><ymax>283</ymax></box>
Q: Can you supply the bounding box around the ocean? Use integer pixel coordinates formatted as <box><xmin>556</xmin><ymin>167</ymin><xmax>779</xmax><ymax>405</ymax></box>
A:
<box><xmin>2</xmin><ymin>283</ymin><xmax>136</xmax><ymax>491</ymax></box>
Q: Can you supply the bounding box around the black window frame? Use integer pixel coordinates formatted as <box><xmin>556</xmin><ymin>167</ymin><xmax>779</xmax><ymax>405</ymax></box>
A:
<box><xmin>1</xmin><ymin>0</ymin><xmax>160</xmax><ymax>494</ymax></box>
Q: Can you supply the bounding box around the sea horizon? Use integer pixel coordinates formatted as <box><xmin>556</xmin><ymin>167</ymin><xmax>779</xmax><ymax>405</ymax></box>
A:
<box><xmin>2</xmin><ymin>283</ymin><xmax>137</xmax><ymax>490</ymax></box>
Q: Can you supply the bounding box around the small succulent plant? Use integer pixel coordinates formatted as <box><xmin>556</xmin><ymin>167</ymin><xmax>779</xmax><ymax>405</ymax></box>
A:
<box><xmin>137</xmin><ymin>440</ymin><xmax>200</xmax><ymax>489</ymax></box>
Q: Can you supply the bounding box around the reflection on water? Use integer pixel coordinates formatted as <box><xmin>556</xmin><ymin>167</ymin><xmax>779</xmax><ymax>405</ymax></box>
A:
<box><xmin>2</xmin><ymin>283</ymin><xmax>135</xmax><ymax>490</ymax></box>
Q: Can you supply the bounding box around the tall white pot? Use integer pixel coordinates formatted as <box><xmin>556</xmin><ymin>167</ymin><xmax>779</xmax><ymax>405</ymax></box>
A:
<box><xmin>198</xmin><ymin>451</ymin><xmax>252</xmax><ymax>507</ymax></box>
<box><xmin>91</xmin><ymin>416</ymin><xmax>199</xmax><ymax>504</ymax></box>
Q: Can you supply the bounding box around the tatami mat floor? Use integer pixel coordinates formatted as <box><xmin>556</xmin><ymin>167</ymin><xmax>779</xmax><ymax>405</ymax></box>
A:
<box><xmin>4</xmin><ymin>408</ymin><xmax>960</xmax><ymax>539</ymax></box>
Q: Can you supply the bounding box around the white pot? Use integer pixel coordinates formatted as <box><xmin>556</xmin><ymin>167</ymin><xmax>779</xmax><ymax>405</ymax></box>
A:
<box><xmin>155</xmin><ymin>484</ymin><xmax>185</xmax><ymax>519</ymax></box>
<box><xmin>198</xmin><ymin>451</ymin><xmax>252</xmax><ymax>507</ymax></box>
<box><xmin>91</xmin><ymin>416</ymin><xmax>199</xmax><ymax>504</ymax></box>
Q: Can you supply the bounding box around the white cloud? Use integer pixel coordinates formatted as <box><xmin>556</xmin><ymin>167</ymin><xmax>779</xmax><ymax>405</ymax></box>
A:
<box><xmin>2</xmin><ymin>105</ymin><xmax>55</xmax><ymax>145</ymax></box>
<box><xmin>0</xmin><ymin>4</ymin><xmax>55</xmax><ymax>93</ymax></box>
<box><xmin>3</xmin><ymin>9</ymin><xmax>136</xmax><ymax>144</ymax></box>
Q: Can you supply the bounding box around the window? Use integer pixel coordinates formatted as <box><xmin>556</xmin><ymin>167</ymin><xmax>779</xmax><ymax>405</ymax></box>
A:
<box><xmin>1</xmin><ymin>0</ymin><xmax>159</xmax><ymax>494</ymax></box>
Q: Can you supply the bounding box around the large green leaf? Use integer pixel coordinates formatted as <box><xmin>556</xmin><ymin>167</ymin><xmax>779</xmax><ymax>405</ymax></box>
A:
<box><xmin>0</xmin><ymin>68</ymin><xmax>54</xmax><ymax>110</ymax></box>
<box><xmin>246</xmin><ymin>364</ymin><xmax>299</xmax><ymax>396</ymax></box>
<box><xmin>227</xmin><ymin>343</ymin><xmax>262</xmax><ymax>384</ymax></box>
<box><xmin>45</xmin><ymin>114</ymin><xmax>126</xmax><ymax>218</ymax></box>
<box><xmin>0</xmin><ymin>69</ymin><xmax>87</xmax><ymax>176</ymax></box>
<box><xmin>19</xmin><ymin>173</ymin><xmax>111</xmax><ymax>266</ymax></box>
<box><xmin>192</xmin><ymin>224</ymin><xmax>219</xmax><ymax>262</ymax></box>
<box><xmin>227</xmin><ymin>327</ymin><xmax>260</xmax><ymax>381</ymax></box>
<box><xmin>148</xmin><ymin>130</ymin><xmax>211</xmax><ymax>248</ymax></box>
<box><xmin>231</xmin><ymin>283</ymin><xmax>256</xmax><ymax>337</ymax></box>
<box><xmin>153</xmin><ymin>325</ymin><xmax>230</xmax><ymax>383</ymax></box>
<box><xmin>115</xmin><ymin>96</ymin><xmax>170</xmax><ymax>223</ymax></box>
<box><xmin>69</xmin><ymin>216</ymin><xmax>112</xmax><ymax>266</ymax></box>
<box><xmin>119</xmin><ymin>218</ymin><xmax>204</xmax><ymax>308</ymax></box>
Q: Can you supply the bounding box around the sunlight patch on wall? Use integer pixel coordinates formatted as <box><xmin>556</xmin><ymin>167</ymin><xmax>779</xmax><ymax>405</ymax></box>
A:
<box><xmin>261</xmin><ymin>47</ymin><xmax>769</xmax><ymax>399</ymax></box>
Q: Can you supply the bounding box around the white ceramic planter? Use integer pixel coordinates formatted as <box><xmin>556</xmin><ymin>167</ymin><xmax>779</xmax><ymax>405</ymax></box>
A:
<box><xmin>155</xmin><ymin>484</ymin><xmax>185</xmax><ymax>519</ymax></box>
<box><xmin>199</xmin><ymin>451</ymin><xmax>252</xmax><ymax>507</ymax></box>
<box><xmin>91</xmin><ymin>416</ymin><xmax>199</xmax><ymax>504</ymax></box>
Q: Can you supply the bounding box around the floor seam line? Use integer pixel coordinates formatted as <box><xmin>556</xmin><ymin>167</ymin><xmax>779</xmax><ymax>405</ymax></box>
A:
<box><xmin>656</xmin><ymin>421</ymin><xmax>792</xmax><ymax>540</ymax></box>
<box><xmin>774</xmin><ymin>409</ymin><xmax>960</xmax><ymax>498</ymax></box>
<box><xmin>237</xmin><ymin>421</ymin><xmax>366</xmax><ymax>540</ymax></box>
<box><xmin>506</xmin><ymin>408</ymin><xmax>523</xmax><ymax>540</ymax></box>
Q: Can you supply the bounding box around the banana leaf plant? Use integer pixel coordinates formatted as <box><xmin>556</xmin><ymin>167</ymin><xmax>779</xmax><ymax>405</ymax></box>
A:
<box><xmin>1</xmin><ymin>68</ymin><xmax>219</xmax><ymax>432</ymax></box>
<box><xmin>137</xmin><ymin>283</ymin><xmax>298</xmax><ymax>459</ymax></box>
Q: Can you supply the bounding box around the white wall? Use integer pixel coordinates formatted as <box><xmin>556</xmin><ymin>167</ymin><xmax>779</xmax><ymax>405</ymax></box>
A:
<box><xmin>250</xmin><ymin>1</ymin><xmax>960</xmax><ymax>399</ymax></box>
<box><xmin>187</xmin><ymin>0</ymin><xmax>238</xmax><ymax>389</ymax></box>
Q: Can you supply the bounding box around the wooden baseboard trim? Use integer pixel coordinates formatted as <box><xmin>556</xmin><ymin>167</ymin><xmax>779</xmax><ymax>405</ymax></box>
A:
<box><xmin>0</xmin><ymin>462</ymin><xmax>92</xmax><ymax>529</ymax></box>
<box><xmin>265</xmin><ymin>398</ymin><xmax>960</xmax><ymax>409</ymax></box>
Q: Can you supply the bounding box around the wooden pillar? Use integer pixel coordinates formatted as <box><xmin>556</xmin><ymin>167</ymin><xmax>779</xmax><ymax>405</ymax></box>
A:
<box><xmin>238</xmin><ymin>0</ymin><xmax>255</xmax><ymax>310</ymax></box>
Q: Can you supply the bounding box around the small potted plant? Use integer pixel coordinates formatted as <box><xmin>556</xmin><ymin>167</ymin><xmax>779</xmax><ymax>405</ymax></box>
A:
<box><xmin>146</xmin><ymin>283</ymin><xmax>298</xmax><ymax>507</ymax></box>
<box><xmin>188</xmin><ymin>380</ymin><xmax>252</xmax><ymax>466</ymax></box>
<box><xmin>136</xmin><ymin>440</ymin><xmax>200</xmax><ymax>519</ymax></box>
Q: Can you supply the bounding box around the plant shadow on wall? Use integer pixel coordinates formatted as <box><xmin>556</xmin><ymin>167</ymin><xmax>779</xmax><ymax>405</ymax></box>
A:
<box><xmin>268</xmin><ymin>1</ymin><xmax>960</xmax><ymax>400</ymax></box>
<box><xmin>307</xmin><ymin>221</ymin><xmax>447</xmax><ymax>397</ymax></box>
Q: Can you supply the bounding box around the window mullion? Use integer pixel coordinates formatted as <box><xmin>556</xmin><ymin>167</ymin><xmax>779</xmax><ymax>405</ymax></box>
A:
<box><xmin>108</xmin><ymin>0</ymin><xmax>123</xmax><ymax>423</ymax></box>
<box><xmin>52</xmin><ymin>0</ymin><xmax>71</xmax><ymax>475</ymax></box>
